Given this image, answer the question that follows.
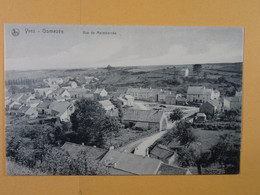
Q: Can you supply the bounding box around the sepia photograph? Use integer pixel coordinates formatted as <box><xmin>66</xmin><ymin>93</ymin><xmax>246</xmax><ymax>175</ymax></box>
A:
<box><xmin>4</xmin><ymin>24</ymin><xmax>243</xmax><ymax>175</ymax></box>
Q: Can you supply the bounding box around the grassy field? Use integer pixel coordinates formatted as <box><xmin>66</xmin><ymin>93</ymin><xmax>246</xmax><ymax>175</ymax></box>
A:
<box><xmin>192</xmin><ymin>128</ymin><xmax>240</xmax><ymax>152</ymax></box>
<box><xmin>5</xmin><ymin>63</ymin><xmax>243</xmax><ymax>95</ymax></box>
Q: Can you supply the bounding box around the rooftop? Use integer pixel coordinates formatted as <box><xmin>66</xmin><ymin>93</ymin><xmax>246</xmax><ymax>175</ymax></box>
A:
<box><xmin>101</xmin><ymin>150</ymin><xmax>162</xmax><ymax>175</ymax></box>
<box><xmin>187</xmin><ymin>86</ymin><xmax>212</xmax><ymax>95</ymax></box>
<box><xmin>205</xmin><ymin>99</ymin><xmax>220</xmax><ymax>107</ymax></box>
<box><xmin>126</xmin><ymin>88</ymin><xmax>161</xmax><ymax>95</ymax></box>
<box><xmin>37</xmin><ymin>100</ymin><xmax>52</xmax><ymax>109</ymax></box>
<box><xmin>99</xmin><ymin>100</ymin><xmax>115</xmax><ymax>110</ymax></box>
<box><xmin>123</xmin><ymin>109</ymin><xmax>165</xmax><ymax>123</ymax></box>
<box><xmin>150</xmin><ymin>144</ymin><xmax>175</xmax><ymax>160</ymax></box>
<box><xmin>61</xmin><ymin>142</ymin><xmax>108</xmax><ymax>160</ymax></box>
<box><xmin>25</xmin><ymin>107</ymin><xmax>38</xmax><ymax>115</ymax></box>
<box><xmin>157</xmin><ymin>163</ymin><xmax>190</xmax><ymax>175</ymax></box>
<box><xmin>224</xmin><ymin>96</ymin><xmax>241</xmax><ymax>102</ymax></box>
<box><xmin>94</xmin><ymin>88</ymin><xmax>106</xmax><ymax>94</ymax></box>
<box><xmin>49</xmin><ymin>101</ymin><xmax>71</xmax><ymax>116</ymax></box>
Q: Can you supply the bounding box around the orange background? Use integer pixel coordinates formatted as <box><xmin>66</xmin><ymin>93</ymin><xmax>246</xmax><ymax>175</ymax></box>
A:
<box><xmin>0</xmin><ymin>0</ymin><xmax>260</xmax><ymax>194</ymax></box>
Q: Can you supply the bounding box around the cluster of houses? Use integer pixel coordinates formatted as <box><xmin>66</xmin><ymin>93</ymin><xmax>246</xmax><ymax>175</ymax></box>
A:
<box><xmin>61</xmin><ymin>142</ymin><xmax>191</xmax><ymax>175</ymax></box>
<box><xmin>4</xmin><ymin>77</ymin><xmax>112</xmax><ymax>122</ymax></box>
<box><xmin>5</xmin><ymin>74</ymin><xmax>242</xmax><ymax>129</ymax></box>
<box><xmin>187</xmin><ymin>86</ymin><xmax>242</xmax><ymax>122</ymax></box>
<box><xmin>123</xmin><ymin>85</ymin><xmax>241</xmax><ymax>123</ymax></box>
<box><xmin>125</xmin><ymin>87</ymin><xmax>185</xmax><ymax>105</ymax></box>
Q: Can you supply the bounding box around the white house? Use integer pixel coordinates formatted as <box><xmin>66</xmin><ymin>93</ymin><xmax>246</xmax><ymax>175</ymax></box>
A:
<box><xmin>18</xmin><ymin>93</ymin><xmax>35</xmax><ymax>104</ymax></box>
<box><xmin>29</xmin><ymin>99</ymin><xmax>42</xmax><ymax>107</ymax></box>
<box><xmin>123</xmin><ymin>109</ymin><xmax>168</xmax><ymax>131</ymax></box>
<box><xmin>187</xmin><ymin>86</ymin><xmax>220</xmax><ymax>103</ymax></box>
<box><xmin>48</xmin><ymin>88</ymin><xmax>71</xmax><ymax>100</ymax></box>
<box><xmin>118</xmin><ymin>95</ymin><xmax>134</xmax><ymax>107</ymax></box>
<box><xmin>94</xmin><ymin>88</ymin><xmax>108</xmax><ymax>98</ymax></box>
<box><xmin>99</xmin><ymin>100</ymin><xmax>115</xmax><ymax>111</ymax></box>
<box><xmin>62</xmin><ymin>81</ymin><xmax>78</xmax><ymax>89</ymax></box>
<box><xmin>223</xmin><ymin>96</ymin><xmax>242</xmax><ymax>111</ymax></box>
<box><xmin>43</xmin><ymin>78</ymin><xmax>63</xmax><ymax>87</ymax></box>
<box><xmin>49</xmin><ymin>101</ymin><xmax>75</xmax><ymax>122</ymax></box>
<box><xmin>34</xmin><ymin>88</ymin><xmax>53</xmax><ymax>98</ymax></box>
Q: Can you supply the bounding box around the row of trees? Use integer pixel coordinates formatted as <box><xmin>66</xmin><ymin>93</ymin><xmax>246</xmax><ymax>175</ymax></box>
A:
<box><xmin>5</xmin><ymin>78</ymin><xmax>43</xmax><ymax>86</ymax></box>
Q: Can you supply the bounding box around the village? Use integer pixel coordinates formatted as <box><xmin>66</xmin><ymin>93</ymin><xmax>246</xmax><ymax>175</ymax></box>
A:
<box><xmin>5</xmin><ymin>64</ymin><xmax>242</xmax><ymax>175</ymax></box>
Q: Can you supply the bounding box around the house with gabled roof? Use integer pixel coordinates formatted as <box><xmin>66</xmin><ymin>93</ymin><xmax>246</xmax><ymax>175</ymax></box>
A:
<box><xmin>117</xmin><ymin>95</ymin><xmax>134</xmax><ymax>107</ymax></box>
<box><xmin>14</xmin><ymin>105</ymin><xmax>30</xmax><ymax>116</ymax></box>
<box><xmin>11</xmin><ymin>93</ymin><xmax>23</xmax><ymax>102</ymax></box>
<box><xmin>223</xmin><ymin>96</ymin><xmax>242</xmax><ymax>111</ymax></box>
<box><xmin>61</xmin><ymin>142</ymin><xmax>108</xmax><ymax>161</ymax></box>
<box><xmin>126</xmin><ymin>87</ymin><xmax>161</xmax><ymax>102</ymax></box>
<box><xmin>165</xmin><ymin>94</ymin><xmax>178</xmax><ymax>105</ymax></box>
<box><xmin>99</xmin><ymin>100</ymin><xmax>119</xmax><ymax>117</ymax></box>
<box><xmin>123</xmin><ymin>109</ymin><xmax>168</xmax><ymax>131</ymax></box>
<box><xmin>195</xmin><ymin>113</ymin><xmax>207</xmax><ymax>122</ymax></box>
<box><xmin>25</xmin><ymin>107</ymin><xmax>38</xmax><ymax>119</ymax></box>
<box><xmin>36</xmin><ymin>100</ymin><xmax>52</xmax><ymax>115</ymax></box>
<box><xmin>9</xmin><ymin>101</ymin><xmax>22</xmax><ymax>110</ymax></box>
<box><xmin>200</xmin><ymin>99</ymin><xmax>222</xmax><ymax>115</ymax></box>
<box><xmin>67</xmin><ymin>88</ymin><xmax>91</xmax><ymax>99</ymax></box>
<box><xmin>61</xmin><ymin>81</ymin><xmax>78</xmax><ymax>89</ymax></box>
<box><xmin>157</xmin><ymin>163</ymin><xmax>191</xmax><ymax>175</ymax></box>
<box><xmin>29</xmin><ymin>99</ymin><xmax>42</xmax><ymax>108</ymax></box>
<box><xmin>34</xmin><ymin>88</ymin><xmax>54</xmax><ymax>98</ymax></box>
<box><xmin>49</xmin><ymin>101</ymin><xmax>74</xmax><ymax>122</ymax></box>
<box><xmin>150</xmin><ymin>144</ymin><xmax>176</xmax><ymax>165</ymax></box>
<box><xmin>43</xmin><ymin>77</ymin><xmax>63</xmax><ymax>88</ymax></box>
<box><xmin>48</xmin><ymin>88</ymin><xmax>71</xmax><ymax>100</ymax></box>
<box><xmin>84</xmin><ymin>76</ymin><xmax>94</xmax><ymax>84</ymax></box>
<box><xmin>158</xmin><ymin>91</ymin><xmax>178</xmax><ymax>104</ymax></box>
<box><xmin>99</xmin><ymin>100</ymin><xmax>115</xmax><ymax>111</ymax></box>
<box><xmin>101</xmin><ymin>150</ymin><xmax>162</xmax><ymax>175</ymax></box>
<box><xmin>187</xmin><ymin>86</ymin><xmax>220</xmax><ymax>103</ymax></box>
<box><xmin>94</xmin><ymin>88</ymin><xmax>108</xmax><ymax>99</ymax></box>
<box><xmin>19</xmin><ymin>93</ymin><xmax>35</xmax><ymax>105</ymax></box>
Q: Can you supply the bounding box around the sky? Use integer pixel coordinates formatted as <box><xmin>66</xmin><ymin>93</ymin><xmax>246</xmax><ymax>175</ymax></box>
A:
<box><xmin>4</xmin><ymin>24</ymin><xmax>244</xmax><ymax>70</ymax></box>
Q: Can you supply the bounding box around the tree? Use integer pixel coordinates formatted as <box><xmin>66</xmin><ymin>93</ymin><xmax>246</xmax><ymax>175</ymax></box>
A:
<box><xmin>172</xmin><ymin>121</ymin><xmax>197</xmax><ymax>146</ymax></box>
<box><xmin>176</xmin><ymin>142</ymin><xmax>210</xmax><ymax>175</ymax></box>
<box><xmin>224</xmin><ymin>110</ymin><xmax>240</xmax><ymax>121</ymax></box>
<box><xmin>169</xmin><ymin>108</ymin><xmax>184</xmax><ymax>122</ymax></box>
<box><xmin>203</xmin><ymin>72</ymin><xmax>208</xmax><ymax>79</ymax></box>
<box><xmin>210</xmin><ymin>133</ymin><xmax>240</xmax><ymax>174</ymax></box>
<box><xmin>70</xmin><ymin>99</ymin><xmax>120</xmax><ymax>147</ymax></box>
<box><xmin>167</xmin><ymin>121</ymin><xmax>211</xmax><ymax>174</ymax></box>
<box><xmin>193</xmin><ymin>64</ymin><xmax>202</xmax><ymax>76</ymax></box>
<box><xmin>110</xmin><ymin>98</ymin><xmax>123</xmax><ymax>122</ymax></box>
<box><xmin>106</xmin><ymin>65</ymin><xmax>112</xmax><ymax>70</ymax></box>
<box><xmin>36</xmin><ymin>147</ymin><xmax>109</xmax><ymax>175</ymax></box>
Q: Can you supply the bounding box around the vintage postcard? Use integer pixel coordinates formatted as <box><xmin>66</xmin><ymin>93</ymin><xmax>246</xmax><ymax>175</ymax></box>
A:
<box><xmin>4</xmin><ymin>24</ymin><xmax>243</xmax><ymax>175</ymax></box>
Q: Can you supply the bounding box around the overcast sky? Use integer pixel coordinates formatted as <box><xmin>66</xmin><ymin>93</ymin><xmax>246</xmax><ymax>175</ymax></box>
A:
<box><xmin>4</xmin><ymin>24</ymin><xmax>244</xmax><ymax>70</ymax></box>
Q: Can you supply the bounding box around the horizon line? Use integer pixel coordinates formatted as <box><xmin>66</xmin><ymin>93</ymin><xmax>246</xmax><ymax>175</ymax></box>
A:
<box><xmin>5</xmin><ymin>61</ymin><xmax>243</xmax><ymax>72</ymax></box>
